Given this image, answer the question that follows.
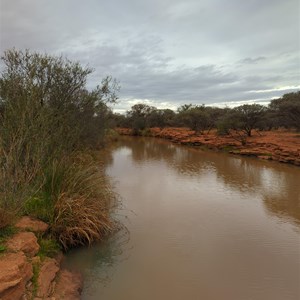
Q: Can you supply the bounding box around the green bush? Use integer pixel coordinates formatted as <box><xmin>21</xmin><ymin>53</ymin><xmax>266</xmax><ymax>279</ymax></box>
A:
<box><xmin>0</xmin><ymin>49</ymin><xmax>118</xmax><ymax>246</ymax></box>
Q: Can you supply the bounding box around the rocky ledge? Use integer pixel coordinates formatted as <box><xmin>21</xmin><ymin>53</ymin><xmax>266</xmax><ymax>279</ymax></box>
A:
<box><xmin>0</xmin><ymin>217</ymin><xmax>82</xmax><ymax>300</ymax></box>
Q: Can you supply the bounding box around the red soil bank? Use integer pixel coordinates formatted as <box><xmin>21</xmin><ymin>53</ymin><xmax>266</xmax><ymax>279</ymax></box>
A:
<box><xmin>116</xmin><ymin>127</ymin><xmax>300</xmax><ymax>166</ymax></box>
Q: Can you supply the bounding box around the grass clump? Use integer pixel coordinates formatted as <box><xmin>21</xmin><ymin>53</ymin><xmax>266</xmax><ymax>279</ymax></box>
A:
<box><xmin>50</xmin><ymin>160</ymin><xmax>116</xmax><ymax>250</ymax></box>
<box><xmin>38</xmin><ymin>238</ymin><xmax>60</xmax><ymax>259</ymax></box>
<box><xmin>31</xmin><ymin>261</ymin><xmax>40</xmax><ymax>298</ymax></box>
<box><xmin>24</xmin><ymin>196</ymin><xmax>54</xmax><ymax>223</ymax></box>
<box><xmin>0</xmin><ymin>225</ymin><xmax>17</xmax><ymax>253</ymax></box>
<box><xmin>0</xmin><ymin>225</ymin><xmax>17</xmax><ymax>242</ymax></box>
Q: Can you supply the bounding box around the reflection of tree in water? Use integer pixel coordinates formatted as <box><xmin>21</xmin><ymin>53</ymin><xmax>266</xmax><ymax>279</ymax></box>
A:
<box><xmin>119</xmin><ymin>136</ymin><xmax>178</xmax><ymax>165</ymax></box>
<box><xmin>115</xmin><ymin>136</ymin><xmax>300</xmax><ymax>226</ymax></box>
<box><xmin>212</xmin><ymin>156</ymin><xmax>300</xmax><ymax>224</ymax></box>
<box><xmin>262</xmin><ymin>171</ymin><xmax>300</xmax><ymax>225</ymax></box>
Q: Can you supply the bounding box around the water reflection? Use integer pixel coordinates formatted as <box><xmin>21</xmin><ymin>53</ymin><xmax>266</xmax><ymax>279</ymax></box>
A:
<box><xmin>64</xmin><ymin>136</ymin><xmax>300</xmax><ymax>300</ymax></box>
<box><xmin>118</xmin><ymin>136</ymin><xmax>300</xmax><ymax>225</ymax></box>
<box><xmin>64</xmin><ymin>228</ymin><xmax>130</xmax><ymax>297</ymax></box>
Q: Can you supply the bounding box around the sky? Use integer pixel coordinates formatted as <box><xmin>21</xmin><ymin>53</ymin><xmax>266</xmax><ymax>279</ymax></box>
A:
<box><xmin>0</xmin><ymin>0</ymin><xmax>299</xmax><ymax>113</ymax></box>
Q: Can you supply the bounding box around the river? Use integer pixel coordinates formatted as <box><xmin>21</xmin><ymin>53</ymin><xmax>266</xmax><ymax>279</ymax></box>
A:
<box><xmin>64</xmin><ymin>136</ymin><xmax>300</xmax><ymax>300</ymax></box>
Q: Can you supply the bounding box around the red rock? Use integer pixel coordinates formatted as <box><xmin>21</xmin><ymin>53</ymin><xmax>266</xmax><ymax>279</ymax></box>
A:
<box><xmin>0</xmin><ymin>252</ymin><xmax>33</xmax><ymax>300</ymax></box>
<box><xmin>36</xmin><ymin>258</ymin><xmax>59</xmax><ymax>298</ymax></box>
<box><xmin>52</xmin><ymin>269</ymin><xmax>83</xmax><ymax>300</ymax></box>
<box><xmin>6</xmin><ymin>232</ymin><xmax>39</xmax><ymax>257</ymax></box>
<box><xmin>15</xmin><ymin>216</ymin><xmax>49</xmax><ymax>233</ymax></box>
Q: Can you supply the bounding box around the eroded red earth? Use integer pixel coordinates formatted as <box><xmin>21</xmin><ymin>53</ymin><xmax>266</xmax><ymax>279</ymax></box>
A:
<box><xmin>116</xmin><ymin>127</ymin><xmax>300</xmax><ymax>166</ymax></box>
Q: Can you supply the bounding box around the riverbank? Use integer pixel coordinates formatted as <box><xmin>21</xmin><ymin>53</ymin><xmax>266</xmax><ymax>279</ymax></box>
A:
<box><xmin>116</xmin><ymin>127</ymin><xmax>300</xmax><ymax>166</ymax></box>
<box><xmin>0</xmin><ymin>216</ymin><xmax>82</xmax><ymax>300</ymax></box>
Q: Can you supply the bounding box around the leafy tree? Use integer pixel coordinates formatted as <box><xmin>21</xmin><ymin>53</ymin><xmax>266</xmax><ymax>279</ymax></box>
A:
<box><xmin>178</xmin><ymin>105</ymin><xmax>213</xmax><ymax>134</ymax></box>
<box><xmin>269</xmin><ymin>92</ymin><xmax>300</xmax><ymax>130</ymax></box>
<box><xmin>126</xmin><ymin>104</ymin><xmax>156</xmax><ymax>132</ymax></box>
<box><xmin>148</xmin><ymin>109</ymin><xmax>176</xmax><ymax>128</ymax></box>
<box><xmin>233</xmin><ymin>104</ymin><xmax>267</xmax><ymax>136</ymax></box>
<box><xmin>0</xmin><ymin>49</ymin><xmax>119</xmax><ymax>190</ymax></box>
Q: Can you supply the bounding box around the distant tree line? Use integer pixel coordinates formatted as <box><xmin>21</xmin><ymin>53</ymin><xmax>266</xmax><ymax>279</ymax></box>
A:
<box><xmin>111</xmin><ymin>91</ymin><xmax>300</xmax><ymax>136</ymax></box>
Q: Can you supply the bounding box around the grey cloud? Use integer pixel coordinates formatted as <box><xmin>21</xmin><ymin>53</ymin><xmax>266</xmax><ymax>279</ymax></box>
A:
<box><xmin>238</xmin><ymin>57</ymin><xmax>266</xmax><ymax>64</ymax></box>
<box><xmin>0</xmin><ymin>0</ymin><xmax>299</xmax><ymax>112</ymax></box>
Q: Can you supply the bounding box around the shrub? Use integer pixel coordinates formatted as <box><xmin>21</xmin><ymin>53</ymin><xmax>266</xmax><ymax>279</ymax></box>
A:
<box><xmin>0</xmin><ymin>49</ymin><xmax>119</xmax><ymax>246</ymax></box>
<box><xmin>52</xmin><ymin>194</ymin><xmax>115</xmax><ymax>250</ymax></box>
<box><xmin>44</xmin><ymin>155</ymin><xmax>116</xmax><ymax>250</ymax></box>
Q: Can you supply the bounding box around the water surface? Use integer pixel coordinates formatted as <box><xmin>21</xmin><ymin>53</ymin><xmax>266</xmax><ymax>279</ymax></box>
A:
<box><xmin>64</xmin><ymin>137</ymin><xmax>300</xmax><ymax>300</ymax></box>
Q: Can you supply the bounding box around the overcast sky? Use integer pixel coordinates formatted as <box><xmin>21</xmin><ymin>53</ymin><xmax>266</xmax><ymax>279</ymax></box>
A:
<box><xmin>0</xmin><ymin>0</ymin><xmax>299</xmax><ymax>112</ymax></box>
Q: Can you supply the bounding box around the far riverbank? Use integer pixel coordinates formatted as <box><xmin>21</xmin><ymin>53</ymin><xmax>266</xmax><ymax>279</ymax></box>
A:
<box><xmin>116</xmin><ymin>127</ymin><xmax>300</xmax><ymax>166</ymax></box>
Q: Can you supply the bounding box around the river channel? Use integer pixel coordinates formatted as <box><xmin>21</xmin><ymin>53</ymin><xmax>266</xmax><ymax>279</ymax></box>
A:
<box><xmin>64</xmin><ymin>136</ymin><xmax>300</xmax><ymax>300</ymax></box>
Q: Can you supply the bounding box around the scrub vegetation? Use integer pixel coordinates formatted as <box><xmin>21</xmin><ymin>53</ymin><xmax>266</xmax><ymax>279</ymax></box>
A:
<box><xmin>112</xmin><ymin>91</ymin><xmax>300</xmax><ymax>140</ymax></box>
<box><xmin>0</xmin><ymin>49</ymin><xmax>119</xmax><ymax>249</ymax></box>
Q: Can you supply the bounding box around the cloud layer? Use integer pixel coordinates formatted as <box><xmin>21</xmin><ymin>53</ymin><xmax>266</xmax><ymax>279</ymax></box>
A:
<box><xmin>1</xmin><ymin>0</ymin><xmax>299</xmax><ymax>112</ymax></box>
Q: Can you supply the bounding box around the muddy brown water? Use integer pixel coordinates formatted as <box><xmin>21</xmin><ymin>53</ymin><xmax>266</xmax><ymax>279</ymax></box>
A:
<box><xmin>64</xmin><ymin>136</ymin><xmax>300</xmax><ymax>300</ymax></box>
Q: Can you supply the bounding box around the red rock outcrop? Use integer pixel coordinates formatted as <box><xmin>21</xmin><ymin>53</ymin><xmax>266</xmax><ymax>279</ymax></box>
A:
<box><xmin>0</xmin><ymin>252</ymin><xmax>33</xmax><ymax>300</ymax></box>
<box><xmin>36</xmin><ymin>258</ymin><xmax>60</xmax><ymax>298</ymax></box>
<box><xmin>15</xmin><ymin>216</ymin><xmax>49</xmax><ymax>233</ymax></box>
<box><xmin>1</xmin><ymin>217</ymin><xmax>83</xmax><ymax>300</ymax></box>
<box><xmin>52</xmin><ymin>269</ymin><xmax>83</xmax><ymax>300</ymax></box>
<box><xmin>6</xmin><ymin>232</ymin><xmax>40</xmax><ymax>257</ymax></box>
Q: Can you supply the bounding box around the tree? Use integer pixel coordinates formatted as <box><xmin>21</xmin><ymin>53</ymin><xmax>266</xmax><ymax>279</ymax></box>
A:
<box><xmin>177</xmin><ymin>105</ymin><xmax>214</xmax><ymax>134</ymax></box>
<box><xmin>0</xmin><ymin>49</ymin><xmax>119</xmax><ymax>150</ymax></box>
<box><xmin>148</xmin><ymin>109</ymin><xmax>176</xmax><ymax>128</ymax></box>
<box><xmin>233</xmin><ymin>104</ymin><xmax>267</xmax><ymax>136</ymax></box>
<box><xmin>269</xmin><ymin>92</ymin><xmax>300</xmax><ymax>130</ymax></box>
<box><xmin>0</xmin><ymin>49</ymin><xmax>119</xmax><ymax>188</ymax></box>
<box><xmin>126</xmin><ymin>104</ymin><xmax>156</xmax><ymax>132</ymax></box>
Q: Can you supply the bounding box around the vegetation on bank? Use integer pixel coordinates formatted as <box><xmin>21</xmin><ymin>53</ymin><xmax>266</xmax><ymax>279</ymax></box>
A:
<box><xmin>112</xmin><ymin>92</ymin><xmax>300</xmax><ymax>143</ymax></box>
<box><xmin>0</xmin><ymin>49</ymin><xmax>119</xmax><ymax>249</ymax></box>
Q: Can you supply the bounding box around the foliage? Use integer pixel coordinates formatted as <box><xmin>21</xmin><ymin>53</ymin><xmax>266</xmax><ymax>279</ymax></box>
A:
<box><xmin>31</xmin><ymin>262</ymin><xmax>40</xmax><ymax>298</ymax></box>
<box><xmin>0</xmin><ymin>225</ymin><xmax>13</xmax><ymax>253</ymax></box>
<box><xmin>38</xmin><ymin>238</ymin><xmax>60</xmax><ymax>258</ymax></box>
<box><xmin>0</xmin><ymin>49</ymin><xmax>118</xmax><ymax>248</ymax></box>
<box><xmin>233</xmin><ymin>104</ymin><xmax>267</xmax><ymax>136</ymax></box>
<box><xmin>269</xmin><ymin>92</ymin><xmax>300</xmax><ymax>130</ymax></box>
<box><xmin>113</xmin><ymin>92</ymin><xmax>299</xmax><ymax>134</ymax></box>
<box><xmin>24</xmin><ymin>196</ymin><xmax>53</xmax><ymax>223</ymax></box>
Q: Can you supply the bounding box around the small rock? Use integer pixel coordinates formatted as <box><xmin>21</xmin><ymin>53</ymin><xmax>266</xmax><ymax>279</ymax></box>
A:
<box><xmin>36</xmin><ymin>258</ymin><xmax>59</xmax><ymax>298</ymax></box>
<box><xmin>16</xmin><ymin>217</ymin><xmax>49</xmax><ymax>233</ymax></box>
<box><xmin>0</xmin><ymin>252</ymin><xmax>33</xmax><ymax>300</ymax></box>
<box><xmin>6</xmin><ymin>232</ymin><xmax>40</xmax><ymax>257</ymax></box>
<box><xmin>53</xmin><ymin>269</ymin><xmax>83</xmax><ymax>300</ymax></box>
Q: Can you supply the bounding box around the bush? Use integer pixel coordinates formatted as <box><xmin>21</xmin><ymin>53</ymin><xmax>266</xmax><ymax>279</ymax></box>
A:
<box><xmin>41</xmin><ymin>154</ymin><xmax>116</xmax><ymax>250</ymax></box>
<box><xmin>0</xmin><ymin>49</ymin><xmax>118</xmax><ymax>247</ymax></box>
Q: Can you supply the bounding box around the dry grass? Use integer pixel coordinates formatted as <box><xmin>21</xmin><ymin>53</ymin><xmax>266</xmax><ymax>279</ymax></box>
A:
<box><xmin>46</xmin><ymin>155</ymin><xmax>117</xmax><ymax>250</ymax></box>
<box><xmin>52</xmin><ymin>194</ymin><xmax>115</xmax><ymax>250</ymax></box>
<box><xmin>0</xmin><ymin>208</ymin><xmax>14</xmax><ymax>229</ymax></box>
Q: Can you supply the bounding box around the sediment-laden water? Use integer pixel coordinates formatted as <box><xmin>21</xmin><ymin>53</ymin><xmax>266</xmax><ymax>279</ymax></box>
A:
<box><xmin>64</xmin><ymin>136</ymin><xmax>300</xmax><ymax>300</ymax></box>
